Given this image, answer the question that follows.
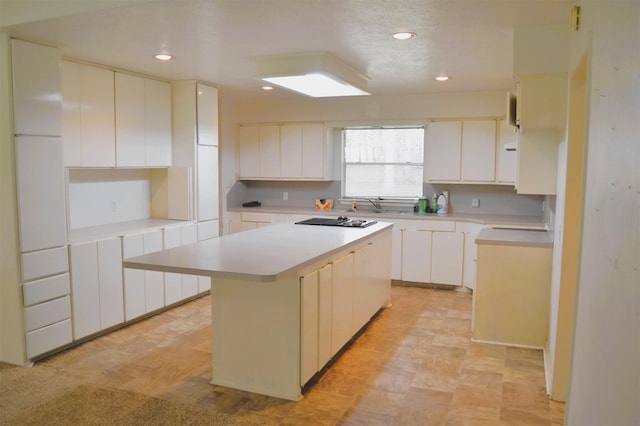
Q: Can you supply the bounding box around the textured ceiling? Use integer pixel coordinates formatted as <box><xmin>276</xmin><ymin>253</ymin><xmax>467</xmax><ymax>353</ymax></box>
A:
<box><xmin>4</xmin><ymin>0</ymin><xmax>572</xmax><ymax>99</ymax></box>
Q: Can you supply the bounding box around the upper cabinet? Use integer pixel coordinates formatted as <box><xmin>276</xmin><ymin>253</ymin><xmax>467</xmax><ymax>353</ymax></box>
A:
<box><xmin>11</xmin><ymin>39</ymin><xmax>62</xmax><ymax>137</ymax></box>
<box><xmin>426</xmin><ymin>119</ymin><xmax>499</xmax><ymax>184</ymax></box>
<box><xmin>115</xmin><ymin>73</ymin><xmax>172</xmax><ymax>167</ymax></box>
<box><xmin>196</xmin><ymin>83</ymin><xmax>219</xmax><ymax>146</ymax></box>
<box><xmin>237</xmin><ymin>122</ymin><xmax>333</xmax><ymax>181</ymax></box>
<box><xmin>62</xmin><ymin>61</ymin><xmax>115</xmax><ymax>167</ymax></box>
<box><xmin>514</xmin><ymin>73</ymin><xmax>568</xmax><ymax>195</ymax></box>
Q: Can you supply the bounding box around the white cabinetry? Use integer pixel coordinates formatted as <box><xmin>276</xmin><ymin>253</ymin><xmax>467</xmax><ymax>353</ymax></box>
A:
<box><xmin>392</xmin><ymin>219</ymin><xmax>464</xmax><ymax>286</ymax></box>
<box><xmin>431</xmin><ymin>232</ymin><xmax>464</xmax><ymax>285</ymax></box>
<box><xmin>461</xmin><ymin>120</ymin><xmax>496</xmax><ymax>182</ymax></box>
<box><xmin>331</xmin><ymin>253</ymin><xmax>354</xmax><ymax>356</ymax></box>
<box><xmin>172</xmin><ymin>81</ymin><xmax>220</xmax><ymax>237</ymax></box>
<box><xmin>238</xmin><ymin>122</ymin><xmax>332</xmax><ymax>180</ymax></box>
<box><xmin>515</xmin><ymin>73</ymin><xmax>568</xmax><ymax>195</ymax></box>
<box><xmin>496</xmin><ymin>119</ymin><xmax>516</xmax><ymax>184</ymax></box>
<box><xmin>460</xmin><ymin>222</ymin><xmax>485</xmax><ymax>290</ymax></box>
<box><xmin>300</xmin><ymin>269</ymin><xmax>320</xmax><ymax>385</ymax></box>
<box><xmin>69</xmin><ymin>238</ymin><xmax>124</xmax><ymax>339</ymax></box>
<box><xmin>163</xmin><ymin>223</ymin><xmax>202</xmax><ymax>305</ymax></box>
<box><xmin>122</xmin><ymin>229</ymin><xmax>165</xmax><ymax>321</ymax></box>
<box><xmin>299</xmin><ymin>231</ymin><xmax>391</xmax><ymax>386</ymax></box>
<box><xmin>15</xmin><ymin>136</ymin><xmax>67</xmax><ymax>252</ymax></box>
<box><xmin>401</xmin><ymin>230</ymin><xmax>432</xmax><ymax>282</ymax></box>
<box><xmin>115</xmin><ymin>72</ymin><xmax>171</xmax><ymax>167</ymax></box>
<box><xmin>280</xmin><ymin>123</ymin><xmax>327</xmax><ymax>179</ymax></box>
<box><xmin>12</xmin><ymin>39</ymin><xmax>72</xmax><ymax>360</ymax></box>
<box><xmin>426</xmin><ymin>120</ymin><xmax>500</xmax><ymax>184</ymax></box>
<box><xmin>11</xmin><ymin>39</ymin><xmax>62</xmax><ymax>137</ymax></box>
<box><xmin>425</xmin><ymin>121</ymin><xmax>461</xmax><ymax>181</ymax></box>
<box><xmin>62</xmin><ymin>61</ymin><xmax>115</xmax><ymax>167</ymax></box>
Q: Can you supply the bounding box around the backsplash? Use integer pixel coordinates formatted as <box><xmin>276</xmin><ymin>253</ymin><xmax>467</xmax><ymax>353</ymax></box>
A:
<box><xmin>228</xmin><ymin>180</ymin><xmax>544</xmax><ymax>217</ymax></box>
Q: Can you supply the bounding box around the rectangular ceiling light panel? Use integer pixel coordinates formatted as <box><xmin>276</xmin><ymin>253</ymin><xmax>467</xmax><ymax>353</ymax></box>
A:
<box><xmin>255</xmin><ymin>52</ymin><xmax>370</xmax><ymax>97</ymax></box>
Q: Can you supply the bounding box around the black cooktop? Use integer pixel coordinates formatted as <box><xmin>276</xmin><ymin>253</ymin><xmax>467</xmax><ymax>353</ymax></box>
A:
<box><xmin>295</xmin><ymin>217</ymin><xmax>378</xmax><ymax>228</ymax></box>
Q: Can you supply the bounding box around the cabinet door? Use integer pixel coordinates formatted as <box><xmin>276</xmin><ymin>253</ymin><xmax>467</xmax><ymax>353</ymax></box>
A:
<box><xmin>516</xmin><ymin>128</ymin><xmax>559</xmax><ymax>195</ymax></box>
<box><xmin>462</xmin><ymin>225</ymin><xmax>484</xmax><ymax>290</ymax></box>
<box><xmin>301</xmin><ymin>124</ymin><xmax>325</xmax><ymax>179</ymax></box>
<box><xmin>280</xmin><ymin>124</ymin><xmax>303</xmax><ymax>178</ymax></box>
<box><xmin>196</xmin><ymin>83</ymin><xmax>218</xmax><ymax>146</ymax></box>
<box><xmin>496</xmin><ymin>119</ymin><xmax>516</xmax><ymax>184</ymax></box>
<box><xmin>145</xmin><ymin>78</ymin><xmax>172</xmax><ymax>166</ymax></box>
<box><xmin>81</xmin><ymin>65</ymin><xmax>115</xmax><ymax>167</ymax></box>
<box><xmin>238</xmin><ymin>126</ymin><xmax>260</xmax><ymax>178</ymax></box>
<box><xmin>425</xmin><ymin>121</ymin><xmax>461</xmax><ymax>181</ymax></box>
<box><xmin>300</xmin><ymin>270</ymin><xmax>319</xmax><ymax>385</ymax></box>
<box><xmin>352</xmin><ymin>244</ymin><xmax>373</xmax><ymax>331</ymax></box>
<box><xmin>317</xmin><ymin>263</ymin><xmax>332</xmax><ymax>367</ymax></box>
<box><xmin>391</xmin><ymin>227</ymin><xmax>403</xmax><ymax>280</ymax></box>
<box><xmin>164</xmin><ymin>273</ymin><xmax>182</xmax><ymax>305</ymax></box>
<box><xmin>115</xmin><ymin>73</ymin><xmax>145</xmax><ymax>166</ymax></box>
<box><xmin>97</xmin><ymin>238</ymin><xmax>124</xmax><ymax>328</ymax></box>
<box><xmin>143</xmin><ymin>231</ymin><xmax>164</xmax><ymax>312</ymax></box>
<box><xmin>61</xmin><ymin>61</ymin><xmax>82</xmax><ymax>167</ymax></box>
<box><xmin>15</xmin><ymin>136</ymin><xmax>67</xmax><ymax>252</ymax></box>
<box><xmin>11</xmin><ymin>39</ymin><xmax>62</xmax><ymax>137</ymax></box>
<box><xmin>331</xmin><ymin>253</ymin><xmax>354</xmax><ymax>356</ymax></box>
<box><xmin>197</xmin><ymin>145</ymin><xmax>219</xmax><ymax>221</ymax></box>
<box><xmin>461</xmin><ymin>120</ymin><xmax>496</xmax><ymax>182</ymax></box>
<box><xmin>431</xmin><ymin>232</ymin><xmax>464</xmax><ymax>285</ymax></box>
<box><xmin>259</xmin><ymin>125</ymin><xmax>280</xmax><ymax>178</ymax></box>
<box><xmin>122</xmin><ymin>234</ymin><xmax>145</xmax><ymax>320</ymax></box>
<box><xmin>69</xmin><ymin>242</ymin><xmax>101</xmax><ymax>339</ymax></box>
<box><xmin>401</xmin><ymin>230</ymin><xmax>432</xmax><ymax>283</ymax></box>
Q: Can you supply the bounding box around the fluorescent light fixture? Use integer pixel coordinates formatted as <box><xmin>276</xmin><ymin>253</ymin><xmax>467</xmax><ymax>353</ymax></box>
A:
<box><xmin>255</xmin><ymin>52</ymin><xmax>370</xmax><ymax>97</ymax></box>
<box><xmin>434</xmin><ymin>75</ymin><xmax>450</xmax><ymax>82</ymax></box>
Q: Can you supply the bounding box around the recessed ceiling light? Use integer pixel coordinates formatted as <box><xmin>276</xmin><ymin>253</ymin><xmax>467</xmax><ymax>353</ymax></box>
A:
<box><xmin>262</xmin><ymin>86</ymin><xmax>275</xmax><ymax>91</ymax></box>
<box><xmin>390</xmin><ymin>32</ymin><xmax>416</xmax><ymax>41</ymax></box>
<box><xmin>153</xmin><ymin>54</ymin><xmax>174</xmax><ymax>61</ymax></box>
<box><xmin>434</xmin><ymin>75</ymin><xmax>451</xmax><ymax>82</ymax></box>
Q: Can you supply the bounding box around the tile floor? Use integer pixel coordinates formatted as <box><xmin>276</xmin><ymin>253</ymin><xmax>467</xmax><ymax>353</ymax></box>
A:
<box><xmin>38</xmin><ymin>285</ymin><xmax>564</xmax><ymax>425</ymax></box>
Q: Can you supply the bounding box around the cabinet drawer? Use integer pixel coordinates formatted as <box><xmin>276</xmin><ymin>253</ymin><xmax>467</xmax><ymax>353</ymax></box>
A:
<box><xmin>26</xmin><ymin>319</ymin><xmax>72</xmax><ymax>359</ymax></box>
<box><xmin>241</xmin><ymin>212</ymin><xmax>272</xmax><ymax>223</ymax></box>
<box><xmin>21</xmin><ymin>246</ymin><xmax>68</xmax><ymax>281</ymax></box>
<box><xmin>415</xmin><ymin>220</ymin><xmax>456</xmax><ymax>232</ymax></box>
<box><xmin>24</xmin><ymin>296</ymin><xmax>71</xmax><ymax>332</ymax></box>
<box><xmin>23</xmin><ymin>273</ymin><xmax>70</xmax><ymax>306</ymax></box>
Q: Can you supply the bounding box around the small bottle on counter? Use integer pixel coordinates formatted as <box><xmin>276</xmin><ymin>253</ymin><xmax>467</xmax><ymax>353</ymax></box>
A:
<box><xmin>418</xmin><ymin>197</ymin><xmax>427</xmax><ymax>213</ymax></box>
<box><xmin>431</xmin><ymin>193</ymin><xmax>438</xmax><ymax>213</ymax></box>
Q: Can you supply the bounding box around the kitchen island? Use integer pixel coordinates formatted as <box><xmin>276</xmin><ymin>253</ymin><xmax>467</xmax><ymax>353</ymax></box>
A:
<box><xmin>123</xmin><ymin>221</ymin><xmax>393</xmax><ymax>400</ymax></box>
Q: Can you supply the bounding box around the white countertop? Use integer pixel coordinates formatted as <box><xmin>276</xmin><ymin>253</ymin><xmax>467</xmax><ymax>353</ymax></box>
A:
<box><xmin>476</xmin><ymin>228</ymin><xmax>553</xmax><ymax>247</ymax></box>
<box><xmin>123</xmin><ymin>221</ymin><xmax>393</xmax><ymax>282</ymax></box>
<box><xmin>229</xmin><ymin>206</ymin><xmax>546</xmax><ymax>228</ymax></box>
<box><xmin>68</xmin><ymin>218</ymin><xmax>192</xmax><ymax>243</ymax></box>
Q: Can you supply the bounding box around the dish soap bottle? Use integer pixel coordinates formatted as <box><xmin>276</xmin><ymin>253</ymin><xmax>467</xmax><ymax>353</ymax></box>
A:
<box><xmin>431</xmin><ymin>193</ymin><xmax>438</xmax><ymax>213</ymax></box>
<box><xmin>436</xmin><ymin>192</ymin><xmax>448</xmax><ymax>214</ymax></box>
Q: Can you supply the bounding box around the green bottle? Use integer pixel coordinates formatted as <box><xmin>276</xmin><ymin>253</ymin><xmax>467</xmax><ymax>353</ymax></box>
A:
<box><xmin>431</xmin><ymin>193</ymin><xmax>438</xmax><ymax>213</ymax></box>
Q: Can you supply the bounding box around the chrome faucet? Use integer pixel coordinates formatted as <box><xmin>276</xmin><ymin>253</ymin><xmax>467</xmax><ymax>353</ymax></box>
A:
<box><xmin>367</xmin><ymin>197</ymin><xmax>383</xmax><ymax>211</ymax></box>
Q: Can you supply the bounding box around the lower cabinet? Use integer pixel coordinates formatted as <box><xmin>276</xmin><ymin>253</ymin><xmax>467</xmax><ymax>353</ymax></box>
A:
<box><xmin>163</xmin><ymin>223</ymin><xmax>209</xmax><ymax>305</ymax></box>
<box><xmin>395</xmin><ymin>220</ymin><xmax>465</xmax><ymax>286</ymax></box>
<box><xmin>300</xmin><ymin>231</ymin><xmax>391</xmax><ymax>386</ymax></box>
<box><xmin>330</xmin><ymin>253</ymin><xmax>354</xmax><ymax>357</ymax></box>
<box><xmin>69</xmin><ymin>237</ymin><xmax>124</xmax><ymax>340</ymax></box>
<box><xmin>122</xmin><ymin>230</ymin><xmax>164</xmax><ymax>321</ymax></box>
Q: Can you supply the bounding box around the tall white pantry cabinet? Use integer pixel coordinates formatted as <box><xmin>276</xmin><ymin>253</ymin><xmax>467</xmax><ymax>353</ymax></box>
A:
<box><xmin>11</xmin><ymin>39</ymin><xmax>73</xmax><ymax>360</ymax></box>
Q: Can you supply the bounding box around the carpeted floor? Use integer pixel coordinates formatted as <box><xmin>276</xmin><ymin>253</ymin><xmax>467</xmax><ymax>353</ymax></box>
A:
<box><xmin>0</xmin><ymin>363</ymin><xmax>247</xmax><ymax>425</ymax></box>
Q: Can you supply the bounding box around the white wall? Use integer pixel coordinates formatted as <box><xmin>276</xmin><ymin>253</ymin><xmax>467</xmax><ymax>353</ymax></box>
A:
<box><xmin>67</xmin><ymin>169</ymin><xmax>152</xmax><ymax>229</ymax></box>
<box><xmin>565</xmin><ymin>1</ymin><xmax>640</xmax><ymax>425</ymax></box>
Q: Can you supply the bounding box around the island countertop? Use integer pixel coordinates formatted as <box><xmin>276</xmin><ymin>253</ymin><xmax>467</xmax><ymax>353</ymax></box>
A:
<box><xmin>123</xmin><ymin>221</ymin><xmax>393</xmax><ymax>282</ymax></box>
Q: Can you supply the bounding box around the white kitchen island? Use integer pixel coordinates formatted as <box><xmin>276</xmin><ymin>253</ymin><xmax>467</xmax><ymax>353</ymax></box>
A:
<box><xmin>123</xmin><ymin>221</ymin><xmax>393</xmax><ymax>400</ymax></box>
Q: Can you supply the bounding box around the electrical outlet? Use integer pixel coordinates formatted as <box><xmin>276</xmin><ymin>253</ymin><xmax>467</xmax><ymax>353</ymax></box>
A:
<box><xmin>471</xmin><ymin>198</ymin><xmax>480</xmax><ymax>208</ymax></box>
<box><xmin>283</xmin><ymin>192</ymin><xmax>288</xmax><ymax>201</ymax></box>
